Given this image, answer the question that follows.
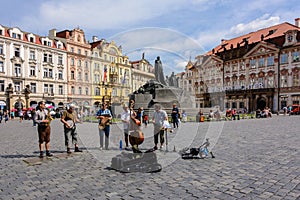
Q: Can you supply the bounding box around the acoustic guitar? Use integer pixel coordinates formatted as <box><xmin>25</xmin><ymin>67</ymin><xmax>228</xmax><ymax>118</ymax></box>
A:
<box><xmin>98</xmin><ymin>114</ymin><xmax>111</xmax><ymax>130</ymax></box>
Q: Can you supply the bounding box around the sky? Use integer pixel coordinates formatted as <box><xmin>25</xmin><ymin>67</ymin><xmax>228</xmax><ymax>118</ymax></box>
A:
<box><xmin>1</xmin><ymin>0</ymin><xmax>300</xmax><ymax>76</ymax></box>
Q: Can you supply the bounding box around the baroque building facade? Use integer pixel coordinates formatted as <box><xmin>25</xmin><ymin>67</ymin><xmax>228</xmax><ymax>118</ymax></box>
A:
<box><xmin>0</xmin><ymin>25</ymin><xmax>68</xmax><ymax>113</ymax></box>
<box><xmin>90</xmin><ymin>37</ymin><xmax>131</xmax><ymax>108</ymax></box>
<box><xmin>0</xmin><ymin>24</ymin><xmax>155</xmax><ymax>115</ymax></box>
<box><xmin>130</xmin><ymin>53</ymin><xmax>155</xmax><ymax>93</ymax></box>
<box><xmin>184</xmin><ymin>18</ymin><xmax>300</xmax><ymax>113</ymax></box>
<box><xmin>49</xmin><ymin>28</ymin><xmax>92</xmax><ymax>112</ymax></box>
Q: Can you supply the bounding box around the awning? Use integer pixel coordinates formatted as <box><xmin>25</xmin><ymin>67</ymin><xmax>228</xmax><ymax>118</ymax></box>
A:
<box><xmin>0</xmin><ymin>101</ymin><xmax>6</xmax><ymax>106</ymax></box>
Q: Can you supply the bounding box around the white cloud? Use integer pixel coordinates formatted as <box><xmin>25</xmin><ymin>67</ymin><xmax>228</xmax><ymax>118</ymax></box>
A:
<box><xmin>196</xmin><ymin>14</ymin><xmax>281</xmax><ymax>51</ymax></box>
<box><xmin>20</xmin><ymin>0</ymin><xmax>188</xmax><ymax>32</ymax></box>
<box><xmin>229</xmin><ymin>14</ymin><xmax>280</xmax><ymax>35</ymax></box>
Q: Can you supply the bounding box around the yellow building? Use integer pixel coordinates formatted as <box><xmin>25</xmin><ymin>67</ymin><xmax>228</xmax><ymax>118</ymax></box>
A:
<box><xmin>90</xmin><ymin>38</ymin><xmax>131</xmax><ymax>108</ymax></box>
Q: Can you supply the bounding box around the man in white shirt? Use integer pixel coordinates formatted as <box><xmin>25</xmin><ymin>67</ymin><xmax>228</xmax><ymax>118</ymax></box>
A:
<box><xmin>152</xmin><ymin>104</ymin><xmax>168</xmax><ymax>150</ymax></box>
<box><xmin>121</xmin><ymin>105</ymin><xmax>130</xmax><ymax>150</ymax></box>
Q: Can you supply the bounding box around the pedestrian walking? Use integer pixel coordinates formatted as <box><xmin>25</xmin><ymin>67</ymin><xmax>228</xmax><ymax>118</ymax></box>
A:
<box><xmin>33</xmin><ymin>101</ymin><xmax>53</xmax><ymax>158</ymax></box>
<box><xmin>60</xmin><ymin>104</ymin><xmax>83</xmax><ymax>154</ymax></box>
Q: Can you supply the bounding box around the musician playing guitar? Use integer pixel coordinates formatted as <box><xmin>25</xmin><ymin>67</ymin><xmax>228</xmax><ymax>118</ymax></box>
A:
<box><xmin>61</xmin><ymin>104</ymin><xmax>82</xmax><ymax>154</ymax></box>
<box><xmin>96</xmin><ymin>103</ymin><xmax>112</xmax><ymax>150</ymax></box>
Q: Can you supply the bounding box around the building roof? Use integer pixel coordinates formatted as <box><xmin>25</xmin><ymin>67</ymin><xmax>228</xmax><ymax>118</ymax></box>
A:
<box><xmin>207</xmin><ymin>22</ymin><xmax>300</xmax><ymax>55</ymax></box>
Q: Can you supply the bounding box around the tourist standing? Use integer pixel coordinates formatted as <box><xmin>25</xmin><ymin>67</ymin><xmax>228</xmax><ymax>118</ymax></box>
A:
<box><xmin>171</xmin><ymin>103</ymin><xmax>179</xmax><ymax>128</ymax></box>
<box><xmin>33</xmin><ymin>101</ymin><xmax>53</xmax><ymax>158</ymax></box>
<box><xmin>61</xmin><ymin>104</ymin><xmax>82</xmax><ymax>153</ymax></box>
<box><xmin>96</xmin><ymin>103</ymin><xmax>112</xmax><ymax>150</ymax></box>
<box><xmin>121</xmin><ymin>105</ymin><xmax>130</xmax><ymax>150</ymax></box>
<box><xmin>152</xmin><ymin>104</ymin><xmax>168</xmax><ymax>150</ymax></box>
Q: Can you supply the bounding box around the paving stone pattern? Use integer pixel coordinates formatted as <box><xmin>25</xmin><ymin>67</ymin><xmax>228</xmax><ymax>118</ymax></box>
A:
<box><xmin>0</xmin><ymin>116</ymin><xmax>299</xmax><ymax>199</ymax></box>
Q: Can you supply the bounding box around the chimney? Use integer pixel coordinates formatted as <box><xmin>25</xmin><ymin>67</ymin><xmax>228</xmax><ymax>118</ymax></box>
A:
<box><xmin>92</xmin><ymin>36</ymin><xmax>98</xmax><ymax>42</ymax></box>
<box><xmin>295</xmin><ymin>18</ymin><xmax>300</xmax><ymax>27</ymax></box>
<box><xmin>48</xmin><ymin>29</ymin><xmax>57</xmax><ymax>38</ymax></box>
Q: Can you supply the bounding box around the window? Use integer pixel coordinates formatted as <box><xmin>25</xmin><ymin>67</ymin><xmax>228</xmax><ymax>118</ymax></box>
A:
<box><xmin>14</xmin><ymin>82</ymin><xmax>21</xmax><ymax>92</ymax></box>
<box><xmin>250</xmin><ymin>59</ymin><xmax>256</xmax><ymax>68</ymax></box>
<box><xmin>49</xmin><ymin>85</ymin><xmax>54</xmax><ymax>95</ymax></box>
<box><xmin>95</xmin><ymin>74</ymin><xmax>100</xmax><ymax>82</ymax></box>
<box><xmin>30</xmin><ymin>83</ymin><xmax>36</xmax><ymax>93</ymax></box>
<box><xmin>78</xmin><ymin>49</ymin><xmax>81</xmax><ymax>54</ymax></box>
<box><xmin>85</xmin><ymin>51</ymin><xmax>88</xmax><ymax>56</ymax></box>
<box><xmin>29</xmin><ymin>37</ymin><xmax>34</xmax><ymax>42</ymax></box>
<box><xmin>30</xmin><ymin>66</ymin><xmax>36</xmax><ymax>76</ymax></box>
<box><xmin>49</xmin><ymin>69</ymin><xmax>53</xmax><ymax>78</ymax></box>
<box><xmin>14</xmin><ymin>47</ymin><xmax>20</xmax><ymax>57</ymax></box>
<box><xmin>85</xmin><ymin>61</ymin><xmax>88</xmax><ymax>68</ymax></box>
<box><xmin>71</xmin><ymin>71</ymin><xmax>75</xmax><ymax>79</ymax></box>
<box><xmin>58</xmin><ymin>55</ymin><xmax>63</xmax><ymax>65</ymax></box>
<box><xmin>259</xmin><ymin>58</ymin><xmax>264</xmax><ymax>67</ymax></box>
<box><xmin>71</xmin><ymin>58</ymin><xmax>75</xmax><ymax>66</ymax></box>
<box><xmin>44</xmin><ymin>84</ymin><xmax>48</xmax><ymax>93</ymax></box>
<box><xmin>58</xmin><ymin>70</ymin><xmax>63</xmax><ymax>79</ymax></box>
<box><xmin>0</xmin><ymin>44</ymin><xmax>3</xmax><ymax>54</ymax></box>
<box><xmin>70</xmin><ymin>47</ymin><xmax>74</xmax><ymax>53</ymax></box>
<box><xmin>59</xmin><ymin>85</ymin><xmax>63</xmax><ymax>95</ymax></box>
<box><xmin>232</xmin><ymin>102</ymin><xmax>237</xmax><ymax>109</ymax></box>
<box><xmin>267</xmin><ymin>56</ymin><xmax>274</xmax><ymax>66</ymax></box>
<box><xmin>78</xmin><ymin>87</ymin><xmax>82</xmax><ymax>95</ymax></box>
<box><xmin>281</xmin><ymin>75</ymin><xmax>288</xmax><ymax>87</ymax></box>
<box><xmin>78</xmin><ymin>71</ymin><xmax>82</xmax><ymax>80</ymax></box>
<box><xmin>95</xmin><ymin>87</ymin><xmax>100</xmax><ymax>96</ymax></box>
<box><xmin>30</xmin><ymin>50</ymin><xmax>35</xmax><ymax>60</ymax></box>
<box><xmin>280</xmin><ymin>54</ymin><xmax>288</xmax><ymax>64</ymax></box>
<box><xmin>78</xmin><ymin>59</ymin><xmax>81</xmax><ymax>67</ymax></box>
<box><xmin>44</xmin><ymin>68</ymin><xmax>48</xmax><ymax>78</ymax></box>
<box><xmin>85</xmin><ymin>87</ymin><xmax>89</xmax><ymax>95</ymax></box>
<box><xmin>293</xmin><ymin>74</ymin><xmax>299</xmax><ymax>86</ymax></box>
<box><xmin>0</xmin><ymin>61</ymin><xmax>4</xmax><ymax>72</ymax></box>
<box><xmin>0</xmin><ymin>80</ymin><xmax>4</xmax><ymax>92</ymax></box>
<box><xmin>85</xmin><ymin>73</ymin><xmax>88</xmax><ymax>81</ymax></box>
<box><xmin>293</xmin><ymin>51</ymin><xmax>299</xmax><ymax>62</ymax></box>
<box><xmin>71</xmin><ymin>86</ymin><xmax>75</xmax><ymax>95</ymax></box>
<box><xmin>43</xmin><ymin>53</ymin><xmax>53</xmax><ymax>63</ymax></box>
<box><xmin>14</xmin><ymin>64</ymin><xmax>21</xmax><ymax>77</ymax></box>
<box><xmin>267</xmin><ymin>76</ymin><xmax>274</xmax><ymax>88</ymax></box>
<box><xmin>239</xmin><ymin>102</ymin><xmax>244</xmax><ymax>109</ymax></box>
<box><xmin>287</xmin><ymin>34</ymin><xmax>293</xmax><ymax>42</ymax></box>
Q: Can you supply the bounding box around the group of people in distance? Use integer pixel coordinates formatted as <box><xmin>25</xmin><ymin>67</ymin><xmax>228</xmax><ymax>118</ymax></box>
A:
<box><xmin>33</xmin><ymin>99</ymin><xmax>183</xmax><ymax>158</ymax></box>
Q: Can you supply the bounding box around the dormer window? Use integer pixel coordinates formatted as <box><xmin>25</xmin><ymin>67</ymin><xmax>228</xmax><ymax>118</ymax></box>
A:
<box><xmin>288</xmin><ymin>34</ymin><xmax>293</xmax><ymax>42</ymax></box>
<box><xmin>29</xmin><ymin>37</ymin><xmax>34</xmax><ymax>42</ymax></box>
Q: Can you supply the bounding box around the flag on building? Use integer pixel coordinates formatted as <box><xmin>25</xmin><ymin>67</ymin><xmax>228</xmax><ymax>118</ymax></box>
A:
<box><xmin>102</xmin><ymin>66</ymin><xmax>107</xmax><ymax>82</ymax></box>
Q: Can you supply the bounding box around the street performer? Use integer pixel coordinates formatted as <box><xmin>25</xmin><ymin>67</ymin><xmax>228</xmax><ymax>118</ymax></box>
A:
<box><xmin>96</xmin><ymin>103</ymin><xmax>112</xmax><ymax>150</ymax></box>
<box><xmin>34</xmin><ymin>101</ymin><xmax>53</xmax><ymax>158</ymax></box>
<box><xmin>61</xmin><ymin>104</ymin><xmax>82</xmax><ymax>154</ymax></box>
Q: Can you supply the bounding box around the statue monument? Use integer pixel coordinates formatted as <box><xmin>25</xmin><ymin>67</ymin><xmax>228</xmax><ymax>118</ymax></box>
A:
<box><xmin>154</xmin><ymin>56</ymin><xmax>166</xmax><ymax>85</ymax></box>
<box><xmin>130</xmin><ymin>56</ymin><xmax>195</xmax><ymax>112</ymax></box>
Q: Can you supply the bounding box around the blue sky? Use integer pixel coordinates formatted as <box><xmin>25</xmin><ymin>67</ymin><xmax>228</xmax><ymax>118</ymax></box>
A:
<box><xmin>1</xmin><ymin>0</ymin><xmax>300</xmax><ymax>76</ymax></box>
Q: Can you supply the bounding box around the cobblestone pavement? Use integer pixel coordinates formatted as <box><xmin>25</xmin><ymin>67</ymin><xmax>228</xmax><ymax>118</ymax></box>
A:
<box><xmin>0</xmin><ymin>115</ymin><xmax>300</xmax><ymax>199</ymax></box>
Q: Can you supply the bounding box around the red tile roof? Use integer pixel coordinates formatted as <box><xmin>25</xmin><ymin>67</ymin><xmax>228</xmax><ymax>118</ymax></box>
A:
<box><xmin>207</xmin><ymin>22</ymin><xmax>300</xmax><ymax>55</ymax></box>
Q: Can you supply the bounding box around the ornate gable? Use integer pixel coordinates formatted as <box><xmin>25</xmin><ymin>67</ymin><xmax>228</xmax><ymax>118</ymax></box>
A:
<box><xmin>244</xmin><ymin>42</ymin><xmax>278</xmax><ymax>58</ymax></box>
